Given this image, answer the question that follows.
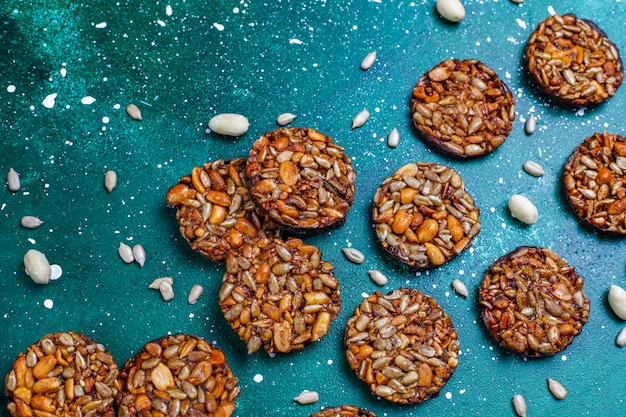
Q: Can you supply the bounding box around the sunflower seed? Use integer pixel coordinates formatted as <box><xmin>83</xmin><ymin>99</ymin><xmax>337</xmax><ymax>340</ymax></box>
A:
<box><xmin>608</xmin><ymin>284</ymin><xmax>626</xmax><ymax>320</ymax></box>
<box><xmin>387</xmin><ymin>128</ymin><xmax>399</xmax><ymax>148</ymax></box>
<box><xmin>369</xmin><ymin>270</ymin><xmax>388</xmax><ymax>286</ymax></box>
<box><xmin>525</xmin><ymin>114</ymin><xmax>536</xmax><ymax>135</ymax></box>
<box><xmin>351</xmin><ymin>109</ymin><xmax>370</xmax><ymax>130</ymax></box>
<box><xmin>436</xmin><ymin>0</ymin><xmax>465</xmax><ymax>22</ymax></box>
<box><xmin>149</xmin><ymin>277</ymin><xmax>173</xmax><ymax>289</ymax></box>
<box><xmin>7</xmin><ymin>167</ymin><xmax>20</xmax><ymax>192</ymax></box>
<box><xmin>208</xmin><ymin>113</ymin><xmax>249</xmax><ymax>136</ymax></box>
<box><xmin>547</xmin><ymin>378</ymin><xmax>567</xmax><ymax>400</ymax></box>
<box><xmin>523</xmin><ymin>160</ymin><xmax>545</xmax><ymax>177</ymax></box>
<box><xmin>452</xmin><ymin>279</ymin><xmax>469</xmax><ymax>298</ymax></box>
<box><xmin>342</xmin><ymin>247</ymin><xmax>365</xmax><ymax>264</ymax></box>
<box><xmin>126</xmin><ymin>104</ymin><xmax>142</xmax><ymax>121</ymax></box>
<box><xmin>20</xmin><ymin>215</ymin><xmax>44</xmax><ymax>229</ymax></box>
<box><xmin>508</xmin><ymin>194</ymin><xmax>538</xmax><ymax>224</ymax></box>
<box><xmin>616</xmin><ymin>327</ymin><xmax>626</xmax><ymax>347</ymax></box>
<box><xmin>510</xmin><ymin>0</ymin><xmax>524</xmax><ymax>3</ymax></box>
<box><xmin>159</xmin><ymin>281</ymin><xmax>174</xmax><ymax>301</ymax></box>
<box><xmin>104</xmin><ymin>170</ymin><xmax>117</xmax><ymax>192</ymax></box>
<box><xmin>293</xmin><ymin>390</ymin><xmax>319</xmax><ymax>405</ymax></box>
<box><xmin>187</xmin><ymin>284</ymin><xmax>204</xmax><ymax>304</ymax></box>
<box><xmin>24</xmin><ymin>249</ymin><xmax>52</xmax><ymax>284</ymax></box>
<box><xmin>276</xmin><ymin>113</ymin><xmax>297</xmax><ymax>126</ymax></box>
<box><xmin>118</xmin><ymin>242</ymin><xmax>135</xmax><ymax>263</ymax></box>
<box><xmin>512</xmin><ymin>394</ymin><xmax>527</xmax><ymax>417</ymax></box>
<box><xmin>132</xmin><ymin>244</ymin><xmax>146</xmax><ymax>267</ymax></box>
<box><xmin>360</xmin><ymin>51</ymin><xmax>377</xmax><ymax>70</ymax></box>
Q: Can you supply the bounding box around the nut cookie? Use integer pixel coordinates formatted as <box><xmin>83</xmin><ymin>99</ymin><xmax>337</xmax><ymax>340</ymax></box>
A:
<box><xmin>5</xmin><ymin>331</ymin><xmax>121</xmax><ymax>417</ymax></box>
<box><xmin>219</xmin><ymin>236</ymin><xmax>341</xmax><ymax>354</ymax></box>
<box><xmin>410</xmin><ymin>59</ymin><xmax>515</xmax><ymax>158</ymax></box>
<box><xmin>372</xmin><ymin>162</ymin><xmax>480</xmax><ymax>269</ymax></box>
<box><xmin>310</xmin><ymin>405</ymin><xmax>377</xmax><ymax>417</ymax></box>
<box><xmin>479</xmin><ymin>246</ymin><xmax>590</xmax><ymax>357</ymax></box>
<box><xmin>525</xmin><ymin>13</ymin><xmax>623</xmax><ymax>106</ymax></box>
<box><xmin>563</xmin><ymin>132</ymin><xmax>626</xmax><ymax>235</ymax></box>
<box><xmin>246</xmin><ymin>127</ymin><xmax>356</xmax><ymax>233</ymax></box>
<box><xmin>345</xmin><ymin>288</ymin><xmax>459</xmax><ymax>404</ymax></box>
<box><xmin>166</xmin><ymin>158</ymin><xmax>275</xmax><ymax>262</ymax></box>
<box><xmin>117</xmin><ymin>334</ymin><xmax>239</xmax><ymax>417</ymax></box>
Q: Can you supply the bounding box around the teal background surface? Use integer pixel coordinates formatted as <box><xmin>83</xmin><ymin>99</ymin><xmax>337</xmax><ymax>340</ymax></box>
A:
<box><xmin>1</xmin><ymin>1</ymin><xmax>626</xmax><ymax>416</ymax></box>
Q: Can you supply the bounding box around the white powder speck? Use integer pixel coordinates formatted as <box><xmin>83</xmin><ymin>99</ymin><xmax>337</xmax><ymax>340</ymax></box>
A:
<box><xmin>459</xmin><ymin>270</ymin><xmax>464</xmax><ymax>275</ymax></box>
<box><xmin>327</xmin><ymin>359</ymin><xmax>333</xmax><ymax>365</ymax></box>
<box><xmin>102</xmin><ymin>117</ymin><xmax>110</xmax><ymax>124</ymax></box>
<box><xmin>548</xmin><ymin>5</ymin><xmax>556</xmax><ymax>15</ymax></box>
<box><xmin>7</xmin><ymin>85</ymin><xmax>16</xmax><ymax>93</ymax></box>
<box><xmin>95</xmin><ymin>22</ymin><xmax>107</xmax><ymax>29</ymax></box>
<box><xmin>233</xmin><ymin>7</ymin><xmax>240</xmax><ymax>13</ymax></box>
<box><xmin>289</xmin><ymin>38</ymin><xmax>303</xmax><ymax>45</ymax></box>
<box><xmin>60</xmin><ymin>68</ymin><xmax>67</xmax><ymax>77</ymax></box>
<box><xmin>157</xmin><ymin>20</ymin><xmax>166</xmax><ymax>27</ymax></box>
<box><xmin>516</xmin><ymin>19</ymin><xmax>527</xmax><ymax>29</ymax></box>
<box><xmin>576</xmin><ymin>108</ymin><xmax>586</xmax><ymax>117</ymax></box>
<box><xmin>28</xmin><ymin>238</ymin><xmax>36</xmax><ymax>245</ymax></box>
<box><xmin>81</xmin><ymin>96</ymin><xmax>96</xmax><ymax>105</ymax></box>
<box><xmin>505</xmin><ymin>71</ymin><xmax>511</xmax><ymax>79</ymax></box>
<box><xmin>44</xmin><ymin>299</ymin><xmax>54</xmax><ymax>309</ymax></box>
<box><xmin>460</xmin><ymin>389</ymin><xmax>466</xmax><ymax>394</ymax></box>
<box><xmin>502</xmin><ymin>222</ymin><xmax>507</xmax><ymax>229</ymax></box>
<box><xmin>253</xmin><ymin>374</ymin><xmax>263</xmax><ymax>383</ymax></box>
<box><xmin>490</xmin><ymin>207</ymin><xmax>496</xmax><ymax>213</ymax></box>
<box><xmin>432</xmin><ymin>284</ymin><xmax>437</xmax><ymax>289</ymax></box>
<box><xmin>43</xmin><ymin>93</ymin><xmax>57</xmax><ymax>109</ymax></box>
<box><xmin>561</xmin><ymin>355</ymin><xmax>567</xmax><ymax>361</ymax></box>
<box><xmin>475</xmin><ymin>41</ymin><xmax>480</xmax><ymax>46</ymax></box>
<box><xmin>166</xmin><ymin>5</ymin><xmax>173</xmax><ymax>16</ymax></box>
<box><xmin>189</xmin><ymin>313</ymin><xmax>194</xmax><ymax>318</ymax></box>
<box><xmin>213</xmin><ymin>23</ymin><xmax>225</xmax><ymax>31</ymax></box>
<box><xmin>361</xmin><ymin>292</ymin><xmax>369</xmax><ymax>298</ymax></box>
<box><xmin>445</xmin><ymin>392</ymin><xmax>452</xmax><ymax>400</ymax></box>
<box><xmin>113</xmin><ymin>104</ymin><xmax>121</xmax><ymax>109</ymax></box>
<box><xmin>498</xmin><ymin>177</ymin><xmax>504</xmax><ymax>184</ymax></box>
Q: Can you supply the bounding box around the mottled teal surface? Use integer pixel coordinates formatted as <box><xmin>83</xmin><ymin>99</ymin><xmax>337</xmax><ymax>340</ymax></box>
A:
<box><xmin>2</xmin><ymin>1</ymin><xmax>626</xmax><ymax>416</ymax></box>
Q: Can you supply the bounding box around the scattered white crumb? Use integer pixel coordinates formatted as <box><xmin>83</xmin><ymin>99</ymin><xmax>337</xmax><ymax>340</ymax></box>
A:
<box><xmin>213</xmin><ymin>23</ymin><xmax>224</xmax><ymax>31</ymax></box>
<box><xmin>44</xmin><ymin>299</ymin><xmax>54</xmax><ymax>309</ymax></box>
<box><xmin>7</xmin><ymin>85</ymin><xmax>16</xmax><ymax>93</ymax></box>
<box><xmin>81</xmin><ymin>96</ymin><xmax>96</xmax><ymax>105</ymax></box>
<box><xmin>157</xmin><ymin>20</ymin><xmax>166</xmax><ymax>27</ymax></box>
<box><xmin>166</xmin><ymin>5</ymin><xmax>173</xmax><ymax>16</ymax></box>
<box><xmin>60</xmin><ymin>68</ymin><xmax>67</xmax><ymax>77</ymax></box>
<box><xmin>43</xmin><ymin>93</ymin><xmax>57</xmax><ymax>109</ymax></box>
<box><xmin>516</xmin><ymin>19</ymin><xmax>527</xmax><ymax>29</ymax></box>
<box><xmin>253</xmin><ymin>374</ymin><xmax>263</xmax><ymax>383</ymax></box>
<box><xmin>102</xmin><ymin>117</ymin><xmax>110</xmax><ymax>124</ymax></box>
<box><xmin>548</xmin><ymin>5</ymin><xmax>556</xmax><ymax>15</ymax></box>
<box><xmin>289</xmin><ymin>38</ymin><xmax>303</xmax><ymax>45</ymax></box>
<box><xmin>95</xmin><ymin>22</ymin><xmax>107</xmax><ymax>28</ymax></box>
<box><xmin>445</xmin><ymin>392</ymin><xmax>452</xmax><ymax>400</ymax></box>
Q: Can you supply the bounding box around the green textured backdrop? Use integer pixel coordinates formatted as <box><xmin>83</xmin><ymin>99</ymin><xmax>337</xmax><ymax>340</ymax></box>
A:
<box><xmin>1</xmin><ymin>1</ymin><xmax>626</xmax><ymax>416</ymax></box>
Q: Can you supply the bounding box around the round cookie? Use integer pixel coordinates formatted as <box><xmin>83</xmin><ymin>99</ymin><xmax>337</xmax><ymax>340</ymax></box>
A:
<box><xmin>345</xmin><ymin>288</ymin><xmax>459</xmax><ymax>404</ymax></box>
<box><xmin>117</xmin><ymin>334</ymin><xmax>239</xmax><ymax>417</ymax></box>
<box><xmin>479</xmin><ymin>246</ymin><xmax>590</xmax><ymax>357</ymax></box>
<box><xmin>525</xmin><ymin>13</ymin><xmax>623</xmax><ymax>106</ymax></box>
<box><xmin>5</xmin><ymin>331</ymin><xmax>121</xmax><ymax>417</ymax></box>
<box><xmin>310</xmin><ymin>405</ymin><xmax>377</xmax><ymax>417</ymax></box>
<box><xmin>372</xmin><ymin>162</ymin><xmax>480</xmax><ymax>269</ymax></box>
<box><xmin>563</xmin><ymin>132</ymin><xmax>626</xmax><ymax>235</ymax></box>
<box><xmin>166</xmin><ymin>157</ymin><xmax>275</xmax><ymax>262</ymax></box>
<box><xmin>246</xmin><ymin>127</ymin><xmax>356</xmax><ymax>233</ymax></box>
<box><xmin>219</xmin><ymin>236</ymin><xmax>341</xmax><ymax>354</ymax></box>
<box><xmin>410</xmin><ymin>59</ymin><xmax>515</xmax><ymax>158</ymax></box>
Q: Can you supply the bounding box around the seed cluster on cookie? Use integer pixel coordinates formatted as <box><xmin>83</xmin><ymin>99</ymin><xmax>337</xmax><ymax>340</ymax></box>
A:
<box><xmin>310</xmin><ymin>405</ymin><xmax>377</xmax><ymax>417</ymax></box>
<box><xmin>563</xmin><ymin>132</ymin><xmax>626</xmax><ymax>235</ymax></box>
<box><xmin>372</xmin><ymin>162</ymin><xmax>480</xmax><ymax>269</ymax></box>
<box><xmin>479</xmin><ymin>246</ymin><xmax>590</xmax><ymax>357</ymax></box>
<box><xmin>410</xmin><ymin>58</ymin><xmax>515</xmax><ymax>158</ymax></box>
<box><xmin>525</xmin><ymin>13</ymin><xmax>623</xmax><ymax>106</ymax></box>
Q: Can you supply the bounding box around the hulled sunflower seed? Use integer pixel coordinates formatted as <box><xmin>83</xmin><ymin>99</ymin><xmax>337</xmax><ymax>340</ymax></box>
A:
<box><xmin>118</xmin><ymin>242</ymin><xmax>135</xmax><ymax>263</ymax></box>
<box><xmin>342</xmin><ymin>247</ymin><xmax>365</xmax><ymax>264</ymax></box>
<box><xmin>126</xmin><ymin>104</ymin><xmax>142</xmax><ymax>121</ymax></box>
<box><xmin>525</xmin><ymin>114</ymin><xmax>536</xmax><ymax>135</ymax></box>
<box><xmin>208</xmin><ymin>113</ymin><xmax>249</xmax><ymax>136</ymax></box>
<box><xmin>512</xmin><ymin>394</ymin><xmax>528</xmax><ymax>417</ymax></box>
<box><xmin>608</xmin><ymin>284</ymin><xmax>626</xmax><ymax>320</ymax></box>
<box><xmin>7</xmin><ymin>167</ymin><xmax>20</xmax><ymax>192</ymax></box>
<box><xmin>508</xmin><ymin>194</ymin><xmax>538</xmax><ymax>224</ymax></box>
<box><xmin>149</xmin><ymin>277</ymin><xmax>173</xmax><ymax>290</ymax></box>
<box><xmin>276</xmin><ymin>113</ymin><xmax>297</xmax><ymax>126</ymax></box>
<box><xmin>293</xmin><ymin>390</ymin><xmax>319</xmax><ymax>405</ymax></box>
<box><xmin>547</xmin><ymin>378</ymin><xmax>567</xmax><ymax>400</ymax></box>
<box><xmin>452</xmin><ymin>279</ymin><xmax>469</xmax><ymax>298</ymax></box>
<box><xmin>104</xmin><ymin>170</ymin><xmax>117</xmax><ymax>192</ymax></box>
<box><xmin>369</xmin><ymin>270</ymin><xmax>388</xmax><ymax>286</ymax></box>
<box><xmin>132</xmin><ymin>244</ymin><xmax>146</xmax><ymax>267</ymax></box>
<box><xmin>360</xmin><ymin>51</ymin><xmax>377</xmax><ymax>70</ymax></box>
<box><xmin>523</xmin><ymin>160</ymin><xmax>545</xmax><ymax>177</ymax></box>
<box><xmin>24</xmin><ymin>249</ymin><xmax>52</xmax><ymax>285</ymax></box>
<box><xmin>616</xmin><ymin>327</ymin><xmax>626</xmax><ymax>347</ymax></box>
<box><xmin>351</xmin><ymin>109</ymin><xmax>370</xmax><ymax>130</ymax></box>
<box><xmin>436</xmin><ymin>0</ymin><xmax>465</xmax><ymax>22</ymax></box>
<box><xmin>187</xmin><ymin>284</ymin><xmax>204</xmax><ymax>304</ymax></box>
<box><xmin>387</xmin><ymin>128</ymin><xmax>399</xmax><ymax>148</ymax></box>
<box><xmin>20</xmin><ymin>215</ymin><xmax>44</xmax><ymax>229</ymax></box>
<box><xmin>159</xmin><ymin>281</ymin><xmax>174</xmax><ymax>301</ymax></box>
